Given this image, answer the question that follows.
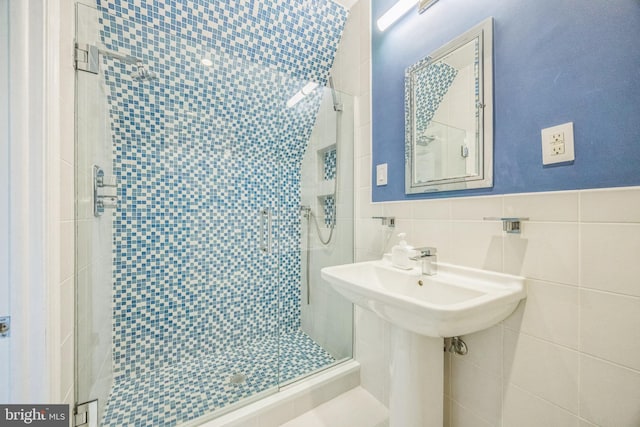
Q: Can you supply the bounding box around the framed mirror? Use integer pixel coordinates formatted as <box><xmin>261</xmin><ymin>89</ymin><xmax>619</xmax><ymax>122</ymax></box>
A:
<box><xmin>405</xmin><ymin>17</ymin><xmax>493</xmax><ymax>194</ymax></box>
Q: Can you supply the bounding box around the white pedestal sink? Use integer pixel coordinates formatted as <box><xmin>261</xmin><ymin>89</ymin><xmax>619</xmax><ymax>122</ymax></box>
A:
<box><xmin>321</xmin><ymin>260</ymin><xmax>526</xmax><ymax>427</ymax></box>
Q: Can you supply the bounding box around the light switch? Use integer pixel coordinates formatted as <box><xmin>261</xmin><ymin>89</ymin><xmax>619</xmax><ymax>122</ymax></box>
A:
<box><xmin>376</xmin><ymin>163</ymin><xmax>388</xmax><ymax>186</ymax></box>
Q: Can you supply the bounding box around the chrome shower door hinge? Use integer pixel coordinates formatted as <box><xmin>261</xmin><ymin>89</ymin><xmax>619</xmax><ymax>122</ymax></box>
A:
<box><xmin>75</xmin><ymin>42</ymin><xmax>99</xmax><ymax>74</ymax></box>
<box><xmin>74</xmin><ymin>400</ymin><xmax>98</xmax><ymax>427</ymax></box>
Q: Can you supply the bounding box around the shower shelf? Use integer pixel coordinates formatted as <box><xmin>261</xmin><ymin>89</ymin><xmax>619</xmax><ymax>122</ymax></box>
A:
<box><xmin>315</xmin><ymin>179</ymin><xmax>336</xmax><ymax>197</ymax></box>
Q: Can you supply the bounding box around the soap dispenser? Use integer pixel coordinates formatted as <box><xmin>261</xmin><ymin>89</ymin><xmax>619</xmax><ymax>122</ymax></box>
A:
<box><xmin>391</xmin><ymin>233</ymin><xmax>414</xmax><ymax>270</ymax></box>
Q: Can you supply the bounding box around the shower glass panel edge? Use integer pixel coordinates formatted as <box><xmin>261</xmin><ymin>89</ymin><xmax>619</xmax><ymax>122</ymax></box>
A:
<box><xmin>288</xmin><ymin>87</ymin><xmax>355</xmax><ymax>387</ymax></box>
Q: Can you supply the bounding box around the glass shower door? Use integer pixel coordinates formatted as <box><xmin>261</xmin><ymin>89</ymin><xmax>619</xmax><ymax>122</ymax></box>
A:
<box><xmin>74</xmin><ymin>3</ymin><xmax>283</xmax><ymax>426</ymax></box>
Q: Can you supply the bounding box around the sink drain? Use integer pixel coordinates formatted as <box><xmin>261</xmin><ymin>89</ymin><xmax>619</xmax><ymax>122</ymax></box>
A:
<box><xmin>229</xmin><ymin>373</ymin><xmax>247</xmax><ymax>385</ymax></box>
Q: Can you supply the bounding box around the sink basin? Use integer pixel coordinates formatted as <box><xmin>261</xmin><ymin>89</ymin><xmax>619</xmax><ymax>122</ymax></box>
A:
<box><xmin>321</xmin><ymin>260</ymin><xmax>526</xmax><ymax>338</ymax></box>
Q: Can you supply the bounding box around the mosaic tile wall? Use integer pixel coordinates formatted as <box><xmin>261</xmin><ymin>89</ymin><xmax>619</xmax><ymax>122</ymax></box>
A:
<box><xmin>95</xmin><ymin>0</ymin><xmax>348</xmax><ymax>377</ymax></box>
<box><xmin>323</xmin><ymin>149</ymin><xmax>337</xmax><ymax>181</ymax></box>
<box><xmin>413</xmin><ymin>62</ymin><xmax>458</xmax><ymax>146</ymax></box>
<box><xmin>322</xmin><ymin>149</ymin><xmax>337</xmax><ymax>227</ymax></box>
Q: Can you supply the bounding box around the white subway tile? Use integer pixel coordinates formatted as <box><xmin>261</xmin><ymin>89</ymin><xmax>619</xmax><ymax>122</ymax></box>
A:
<box><xmin>358</xmin><ymin>92</ymin><xmax>370</xmax><ymax>125</ymax></box>
<box><xmin>450</xmin><ymin>221</ymin><xmax>503</xmax><ymax>272</ymax></box>
<box><xmin>76</xmin><ymin>219</ymin><xmax>92</xmax><ymax>270</ymax></box>
<box><xmin>60</xmin><ymin>161</ymin><xmax>74</xmax><ymax>221</ymax></box>
<box><xmin>504</xmin><ymin>191</ymin><xmax>578</xmax><ymax>222</ymax></box>
<box><xmin>451</xmin><ymin>196</ymin><xmax>502</xmax><ymax>220</ymax></box>
<box><xmin>458</xmin><ymin>324</ymin><xmax>503</xmax><ymax>376</ymax></box>
<box><xmin>580</xmin><ymin>223</ymin><xmax>640</xmax><ymax>296</ymax></box>
<box><xmin>412</xmin><ymin>198</ymin><xmax>451</xmax><ymax>220</ymax></box>
<box><xmin>60</xmin><ymin>277</ymin><xmax>74</xmax><ymax>340</ymax></box>
<box><xmin>359</xmin><ymin>1</ymin><xmax>370</xmax><ymax>64</ymax></box>
<box><xmin>360</xmin><ymin>58</ymin><xmax>370</xmax><ymax>96</ymax></box>
<box><xmin>450</xmin><ymin>357</ymin><xmax>502</xmax><ymax>425</ymax></box>
<box><xmin>355</xmin><ymin>248</ymin><xmax>379</xmax><ymax>262</ymax></box>
<box><xmin>503</xmin><ymin>280</ymin><xmax>579</xmax><ymax>349</ymax></box>
<box><xmin>580</xmin><ymin>290</ymin><xmax>640</xmax><ymax>371</ymax></box>
<box><xmin>450</xmin><ymin>401</ymin><xmax>493</xmax><ymax>427</ymax></box>
<box><xmin>503</xmin><ymin>330</ymin><xmax>579</xmax><ymax>414</ymax></box>
<box><xmin>60</xmin><ymin>335</ymin><xmax>74</xmax><ymax>400</ymax></box>
<box><xmin>503</xmin><ymin>384</ymin><xmax>579</xmax><ymax>427</ymax></box>
<box><xmin>581</xmin><ymin>187</ymin><xmax>640</xmax><ymax>223</ymax></box>
<box><xmin>358</xmin><ymin>155</ymin><xmax>371</xmax><ymax>189</ymax></box>
<box><xmin>580</xmin><ymin>355</ymin><xmax>640</xmax><ymax>427</ymax></box>
<box><xmin>357</xmin><ymin>123</ymin><xmax>371</xmax><ymax>158</ymax></box>
<box><xmin>60</xmin><ymin>221</ymin><xmax>75</xmax><ymax>282</ymax></box>
<box><xmin>411</xmin><ymin>220</ymin><xmax>453</xmax><ymax>263</ymax></box>
<box><xmin>504</xmin><ymin>222</ymin><xmax>579</xmax><ymax>285</ymax></box>
<box><xmin>356</xmin><ymin>187</ymin><xmax>382</xmax><ymax>218</ymax></box>
<box><xmin>383</xmin><ymin>201</ymin><xmax>413</xmax><ymax>219</ymax></box>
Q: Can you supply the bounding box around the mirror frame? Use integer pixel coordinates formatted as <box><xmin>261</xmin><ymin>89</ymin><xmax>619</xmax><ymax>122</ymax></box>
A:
<box><xmin>405</xmin><ymin>17</ymin><xmax>494</xmax><ymax>194</ymax></box>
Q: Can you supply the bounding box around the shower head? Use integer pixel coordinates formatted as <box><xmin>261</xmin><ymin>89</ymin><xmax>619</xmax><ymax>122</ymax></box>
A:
<box><xmin>327</xmin><ymin>75</ymin><xmax>343</xmax><ymax>112</ymax></box>
<box><xmin>130</xmin><ymin>61</ymin><xmax>158</xmax><ymax>82</ymax></box>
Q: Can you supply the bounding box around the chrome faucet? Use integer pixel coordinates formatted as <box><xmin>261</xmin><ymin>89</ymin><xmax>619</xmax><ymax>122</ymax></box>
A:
<box><xmin>410</xmin><ymin>247</ymin><xmax>438</xmax><ymax>276</ymax></box>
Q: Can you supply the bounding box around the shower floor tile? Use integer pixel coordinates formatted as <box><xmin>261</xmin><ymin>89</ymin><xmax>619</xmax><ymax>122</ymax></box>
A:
<box><xmin>102</xmin><ymin>330</ymin><xmax>336</xmax><ymax>427</ymax></box>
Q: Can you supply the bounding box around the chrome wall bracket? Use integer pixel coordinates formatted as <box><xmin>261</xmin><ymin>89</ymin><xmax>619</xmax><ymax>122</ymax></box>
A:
<box><xmin>93</xmin><ymin>165</ymin><xmax>118</xmax><ymax>217</ymax></box>
<box><xmin>483</xmin><ymin>217</ymin><xmax>530</xmax><ymax>234</ymax></box>
<box><xmin>372</xmin><ymin>216</ymin><xmax>396</xmax><ymax>228</ymax></box>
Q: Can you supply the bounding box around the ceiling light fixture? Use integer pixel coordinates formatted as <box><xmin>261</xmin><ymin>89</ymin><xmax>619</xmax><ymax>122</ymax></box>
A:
<box><xmin>377</xmin><ymin>0</ymin><xmax>439</xmax><ymax>32</ymax></box>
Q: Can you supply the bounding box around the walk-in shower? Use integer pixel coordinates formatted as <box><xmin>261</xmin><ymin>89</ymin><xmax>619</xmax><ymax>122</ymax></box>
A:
<box><xmin>74</xmin><ymin>1</ymin><xmax>353</xmax><ymax>426</ymax></box>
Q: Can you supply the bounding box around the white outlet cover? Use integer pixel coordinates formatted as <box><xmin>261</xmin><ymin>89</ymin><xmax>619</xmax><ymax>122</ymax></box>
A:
<box><xmin>541</xmin><ymin>122</ymin><xmax>574</xmax><ymax>165</ymax></box>
<box><xmin>376</xmin><ymin>163</ymin><xmax>388</xmax><ymax>186</ymax></box>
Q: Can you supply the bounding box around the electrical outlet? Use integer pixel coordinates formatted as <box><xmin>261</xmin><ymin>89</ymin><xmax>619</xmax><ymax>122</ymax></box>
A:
<box><xmin>550</xmin><ymin>132</ymin><xmax>565</xmax><ymax>155</ymax></box>
<box><xmin>541</xmin><ymin>122</ymin><xmax>574</xmax><ymax>165</ymax></box>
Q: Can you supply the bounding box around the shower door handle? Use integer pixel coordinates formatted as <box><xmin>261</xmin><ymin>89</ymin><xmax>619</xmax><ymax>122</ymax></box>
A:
<box><xmin>260</xmin><ymin>208</ymin><xmax>272</xmax><ymax>254</ymax></box>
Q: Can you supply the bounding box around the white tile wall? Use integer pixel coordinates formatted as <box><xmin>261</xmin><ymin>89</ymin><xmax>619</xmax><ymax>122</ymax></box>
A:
<box><xmin>354</xmin><ymin>182</ymin><xmax>640</xmax><ymax>427</ymax></box>
<box><xmin>579</xmin><ymin>355</ymin><xmax>640</xmax><ymax>427</ymax></box>
<box><xmin>355</xmin><ymin>184</ymin><xmax>640</xmax><ymax>426</ymax></box>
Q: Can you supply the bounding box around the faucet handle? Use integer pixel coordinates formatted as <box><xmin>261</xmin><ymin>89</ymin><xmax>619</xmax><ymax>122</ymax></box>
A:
<box><xmin>411</xmin><ymin>247</ymin><xmax>437</xmax><ymax>259</ymax></box>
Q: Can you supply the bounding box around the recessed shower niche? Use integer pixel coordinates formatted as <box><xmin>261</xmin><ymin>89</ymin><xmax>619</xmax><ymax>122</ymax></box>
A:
<box><xmin>318</xmin><ymin>146</ymin><xmax>338</xmax><ymax>227</ymax></box>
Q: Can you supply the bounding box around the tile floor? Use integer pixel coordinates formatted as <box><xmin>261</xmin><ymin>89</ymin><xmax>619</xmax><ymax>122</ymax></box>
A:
<box><xmin>102</xmin><ymin>330</ymin><xmax>335</xmax><ymax>427</ymax></box>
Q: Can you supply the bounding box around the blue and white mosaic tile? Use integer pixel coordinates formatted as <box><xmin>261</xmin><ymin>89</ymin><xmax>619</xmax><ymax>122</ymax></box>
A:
<box><xmin>323</xmin><ymin>196</ymin><xmax>335</xmax><ymax>227</ymax></box>
<box><xmin>102</xmin><ymin>330</ymin><xmax>336</xmax><ymax>427</ymax></box>
<box><xmin>413</xmin><ymin>62</ymin><xmax>458</xmax><ymax>146</ymax></box>
<box><xmin>94</xmin><ymin>0</ymin><xmax>347</xmax><ymax>384</ymax></box>
<box><xmin>323</xmin><ymin>149</ymin><xmax>337</xmax><ymax>181</ymax></box>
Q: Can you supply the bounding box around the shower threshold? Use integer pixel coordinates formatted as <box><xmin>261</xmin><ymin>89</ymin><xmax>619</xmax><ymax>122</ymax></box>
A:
<box><xmin>102</xmin><ymin>330</ymin><xmax>335</xmax><ymax>427</ymax></box>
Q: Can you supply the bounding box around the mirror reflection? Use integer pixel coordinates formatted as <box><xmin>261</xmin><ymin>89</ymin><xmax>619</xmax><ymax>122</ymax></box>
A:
<box><xmin>405</xmin><ymin>18</ymin><xmax>493</xmax><ymax>193</ymax></box>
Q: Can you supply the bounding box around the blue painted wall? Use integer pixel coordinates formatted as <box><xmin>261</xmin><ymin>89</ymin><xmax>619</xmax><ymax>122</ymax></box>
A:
<box><xmin>372</xmin><ymin>0</ymin><xmax>640</xmax><ymax>201</ymax></box>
